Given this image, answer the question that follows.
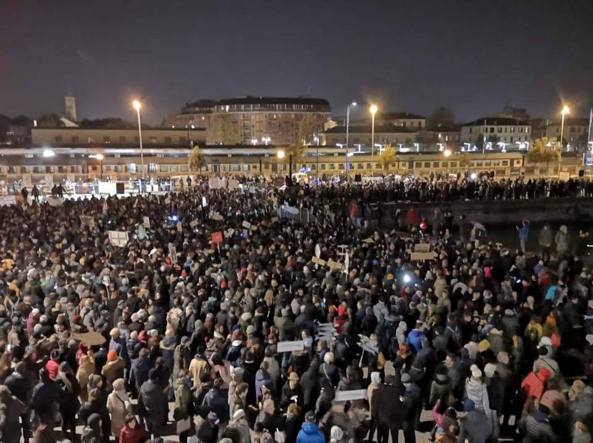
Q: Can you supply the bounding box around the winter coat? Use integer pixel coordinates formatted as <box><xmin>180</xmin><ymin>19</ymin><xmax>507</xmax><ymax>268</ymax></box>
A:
<box><xmin>118</xmin><ymin>423</ymin><xmax>148</xmax><ymax>443</ymax></box>
<box><xmin>373</xmin><ymin>383</ymin><xmax>404</xmax><ymax>429</ymax></box>
<box><xmin>0</xmin><ymin>395</ymin><xmax>27</xmax><ymax>443</ymax></box>
<box><xmin>129</xmin><ymin>357</ymin><xmax>152</xmax><ymax>395</ymax></box>
<box><xmin>406</xmin><ymin>329</ymin><xmax>425</xmax><ymax>353</ymax></box>
<box><xmin>555</xmin><ymin>228</ymin><xmax>570</xmax><ymax>255</ymax></box>
<box><xmin>296</xmin><ymin>421</ymin><xmax>325</xmax><ymax>443</ymax></box>
<box><xmin>139</xmin><ymin>379</ymin><xmax>167</xmax><ymax>421</ymax></box>
<box><xmin>189</xmin><ymin>356</ymin><xmax>210</xmax><ymax>389</ymax></box>
<box><xmin>521</xmin><ymin>411</ymin><xmax>558</xmax><ymax>443</ymax></box>
<box><xmin>106</xmin><ymin>390</ymin><xmax>131</xmax><ymax>438</ymax></box>
<box><xmin>464</xmin><ymin>378</ymin><xmax>490</xmax><ymax>413</ymax></box>
<box><xmin>202</xmin><ymin>387</ymin><xmax>230</xmax><ymax>423</ymax></box>
<box><xmin>102</xmin><ymin>358</ymin><xmax>125</xmax><ymax>387</ymax></box>
<box><xmin>429</xmin><ymin>373</ymin><xmax>451</xmax><ymax>407</ymax></box>
<box><xmin>459</xmin><ymin>410</ymin><xmax>491</xmax><ymax>443</ymax></box>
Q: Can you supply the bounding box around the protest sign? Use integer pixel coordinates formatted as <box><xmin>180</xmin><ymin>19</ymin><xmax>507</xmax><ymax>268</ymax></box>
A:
<box><xmin>211</xmin><ymin>231</ymin><xmax>224</xmax><ymax>246</ymax></box>
<box><xmin>414</xmin><ymin>243</ymin><xmax>431</xmax><ymax>252</ymax></box>
<box><xmin>334</xmin><ymin>390</ymin><xmax>367</xmax><ymax>402</ymax></box>
<box><xmin>108</xmin><ymin>231</ymin><xmax>129</xmax><ymax>247</ymax></box>
<box><xmin>410</xmin><ymin>251</ymin><xmax>437</xmax><ymax>261</ymax></box>
<box><xmin>143</xmin><ymin>216</ymin><xmax>150</xmax><ymax>228</ymax></box>
<box><xmin>276</xmin><ymin>341</ymin><xmax>305</xmax><ymax>353</ymax></box>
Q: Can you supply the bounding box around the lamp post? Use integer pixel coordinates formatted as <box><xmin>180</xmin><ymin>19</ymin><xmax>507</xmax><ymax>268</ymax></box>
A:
<box><xmin>346</xmin><ymin>102</ymin><xmax>357</xmax><ymax>178</ymax></box>
<box><xmin>443</xmin><ymin>149</ymin><xmax>452</xmax><ymax>176</ymax></box>
<box><xmin>132</xmin><ymin>99</ymin><xmax>145</xmax><ymax>189</ymax></box>
<box><xmin>96</xmin><ymin>154</ymin><xmax>104</xmax><ymax>180</ymax></box>
<box><xmin>370</xmin><ymin>104</ymin><xmax>378</xmax><ymax>157</ymax></box>
<box><xmin>559</xmin><ymin>105</ymin><xmax>570</xmax><ymax>177</ymax></box>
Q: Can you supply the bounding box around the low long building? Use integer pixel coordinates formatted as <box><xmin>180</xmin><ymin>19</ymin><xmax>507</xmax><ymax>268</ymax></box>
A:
<box><xmin>460</xmin><ymin>117</ymin><xmax>531</xmax><ymax>146</ymax></box>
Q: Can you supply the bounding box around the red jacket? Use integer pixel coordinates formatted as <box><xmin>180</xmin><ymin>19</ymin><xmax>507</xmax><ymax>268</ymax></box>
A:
<box><xmin>521</xmin><ymin>368</ymin><xmax>551</xmax><ymax>400</ymax></box>
<box><xmin>119</xmin><ymin>424</ymin><xmax>148</xmax><ymax>443</ymax></box>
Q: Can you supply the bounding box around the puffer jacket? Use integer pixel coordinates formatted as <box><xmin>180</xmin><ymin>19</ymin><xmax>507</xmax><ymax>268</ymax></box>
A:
<box><xmin>464</xmin><ymin>378</ymin><xmax>490</xmax><ymax>413</ymax></box>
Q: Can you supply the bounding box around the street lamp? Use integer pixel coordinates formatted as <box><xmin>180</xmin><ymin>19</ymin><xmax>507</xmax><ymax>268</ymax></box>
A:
<box><xmin>560</xmin><ymin>105</ymin><xmax>570</xmax><ymax>150</ymax></box>
<box><xmin>132</xmin><ymin>99</ymin><xmax>145</xmax><ymax>189</ymax></box>
<box><xmin>345</xmin><ymin>101</ymin><xmax>357</xmax><ymax>155</ymax></box>
<box><xmin>443</xmin><ymin>149</ymin><xmax>452</xmax><ymax>175</ymax></box>
<box><xmin>370</xmin><ymin>104</ymin><xmax>378</xmax><ymax>157</ymax></box>
<box><xmin>96</xmin><ymin>153</ymin><xmax>104</xmax><ymax>180</ymax></box>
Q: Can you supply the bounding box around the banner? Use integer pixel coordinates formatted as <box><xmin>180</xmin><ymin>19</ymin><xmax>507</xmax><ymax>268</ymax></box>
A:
<box><xmin>108</xmin><ymin>230</ymin><xmax>129</xmax><ymax>247</ymax></box>
<box><xmin>276</xmin><ymin>340</ymin><xmax>305</xmax><ymax>353</ymax></box>
<box><xmin>334</xmin><ymin>390</ymin><xmax>367</xmax><ymax>402</ymax></box>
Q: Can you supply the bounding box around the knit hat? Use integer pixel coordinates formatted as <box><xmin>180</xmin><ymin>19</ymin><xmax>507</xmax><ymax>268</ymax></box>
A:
<box><xmin>484</xmin><ymin>363</ymin><xmax>497</xmax><ymax>378</ymax></box>
<box><xmin>330</xmin><ymin>426</ymin><xmax>344</xmax><ymax>441</ymax></box>
<box><xmin>538</xmin><ymin>336</ymin><xmax>552</xmax><ymax>348</ymax></box>
<box><xmin>478</xmin><ymin>339</ymin><xmax>490</xmax><ymax>353</ymax></box>
<box><xmin>45</xmin><ymin>360</ymin><xmax>59</xmax><ymax>380</ymax></box>
<box><xmin>497</xmin><ymin>351</ymin><xmax>510</xmax><ymax>365</ymax></box>
<box><xmin>107</xmin><ymin>350</ymin><xmax>118</xmax><ymax>362</ymax></box>
<box><xmin>585</xmin><ymin>334</ymin><xmax>593</xmax><ymax>346</ymax></box>
<box><xmin>470</xmin><ymin>364</ymin><xmax>482</xmax><ymax>379</ymax></box>
<box><xmin>463</xmin><ymin>399</ymin><xmax>475</xmax><ymax>412</ymax></box>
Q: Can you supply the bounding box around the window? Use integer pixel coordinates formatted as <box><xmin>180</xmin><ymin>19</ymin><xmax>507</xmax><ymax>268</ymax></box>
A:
<box><xmin>71</xmin><ymin>136</ymin><xmax>79</xmax><ymax>143</ymax></box>
<box><xmin>329</xmin><ymin>164</ymin><xmax>336</xmax><ymax>170</ymax></box>
<box><xmin>103</xmin><ymin>136</ymin><xmax>111</xmax><ymax>144</ymax></box>
<box><xmin>165</xmin><ymin>136</ymin><xmax>172</xmax><ymax>143</ymax></box>
<box><xmin>149</xmin><ymin>136</ymin><xmax>157</xmax><ymax>144</ymax></box>
<box><xmin>45</xmin><ymin>166</ymin><xmax>52</xmax><ymax>173</ymax></box>
<box><xmin>338</xmin><ymin>163</ymin><xmax>344</xmax><ymax>170</ymax></box>
<box><xmin>160</xmin><ymin>165</ymin><xmax>169</xmax><ymax>172</ymax></box>
<box><xmin>148</xmin><ymin>164</ymin><xmax>157</xmax><ymax>173</ymax></box>
<box><xmin>119</xmin><ymin>136</ymin><xmax>127</xmax><ymax>143</ymax></box>
<box><xmin>432</xmin><ymin>162</ymin><xmax>439</xmax><ymax>168</ymax></box>
<box><xmin>423</xmin><ymin>162</ymin><xmax>430</xmax><ymax>168</ymax></box>
<box><xmin>55</xmin><ymin>136</ymin><xmax>63</xmax><ymax>143</ymax></box>
<box><xmin>414</xmin><ymin>162</ymin><xmax>422</xmax><ymax>168</ymax></box>
<box><xmin>490</xmin><ymin>128</ymin><xmax>494</xmax><ymax>133</ymax></box>
<box><xmin>367</xmin><ymin>163</ymin><xmax>373</xmax><ymax>169</ymax></box>
<box><xmin>179</xmin><ymin>165</ymin><xmax>188</xmax><ymax>172</ymax></box>
<box><xmin>476</xmin><ymin>161</ymin><xmax>483</xmax><ymax>167</ymax></box>
<box><xmin>502</xmin><ymin>160</ymin><xmax>509</xmax><ymax>166</ymax></box>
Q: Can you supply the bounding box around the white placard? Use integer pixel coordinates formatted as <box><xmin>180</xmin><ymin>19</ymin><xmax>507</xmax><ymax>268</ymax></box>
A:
<box><xmin>242</xmin><ymin>221</ymin><xmax>252</xmax><ymax>229</ymax></box>
<box><xmin>334</xmin><ymin>390</ymin><xmax>367</xmax><ymax>402</ymax></box>
<box><xmin>46</xmin><ymin>196</ymin><xmax>64</xmax><ymax>207</ymax></box>
<box><xmin>315</xmin><ymin>244</ymin><xmax>321</xmax><ymax>258</ymax></box>
<box><xmin>202</xmin><ymin>196</ymin><xmax>208</xmax><ymax>207</ymax></box>
<box><xmin>190</xmin><ymin>219</ymin><xmax>199</xmax><ymax>228</ymax></box>
<box><xmin>143</xmin><ymin>216</ymin><xmax>150</xmax><ymax>228</ymax></box>
<box><xmin>80</xmin><ymin>215</ymin><xmax>95</xmax><ymax>228</ymax></box>
<box><xmin>108</xmin><ymin>231</ymin><xmax>129</xmax><ymax>247</ymax></box>
<box><xmin>276</xmin><ymin>340</ymin><xmax>305</xmax><ymax>353</ymax></box>
<box><xmin>177</xmin><ymin>221</ymin><xmax>183</xmax><ymax>232</ymax></box>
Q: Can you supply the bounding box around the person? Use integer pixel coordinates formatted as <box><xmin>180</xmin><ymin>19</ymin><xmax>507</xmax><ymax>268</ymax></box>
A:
<box><xmin>539</xmin><ymin>224</ymin><xmax>554</xmax><ymax>260</ymax></box>
<box><xmin>296</xmin><ymin>411</ymin><xmax>325</xmax><ymax>443</ymax></box>
<box><xmin>139</xmin><ymin>369</ymin><xmax>168</xmax><ymax>438</ymax></box>
<box><xmin>119</xmin><ymin>415</ymin><xmax>149</xmax><ymax>443</ymax></box>
<box><xmin>81</xmin><ymin>412</ymin><xmax>104</xmax><ymax>443</ymax></box>
<box><xmin>0</xmin><ymin>385</ymin><xmax>27</xmax><ymax>443</ymax></box>
<box><xmin>173</xmin><ymin>370</ymin><xmax>195</xmax><ymax>443</ymax></box>
<box><xmin>32</xmin><ymin>184</ymin><xmax>40</xmax><ymax>203</ymax></box>
<box><xmin>555</xmin><ymin>225</ymin><xmax>570</xmax><ymax>256</ymax></box>
<box><xmin>194</xmin><ymin>411</ymin><xmax>220</xmax><ymax>443</ymax></box>
<box><xmin>517</xmin><ymin>219</ymin><xmax>530</xmax><ymax>253</ymax></box>
<box><xmin>373</xmin><ymin>375</ymin><xmax>403</xmax><ymax>443</ymax></box>
<box><xmin>102</xmin><ymin>350</ymin><xmax>125</xmax><ymax>388</ymax></box>
<box><xmin>56</xmin><ymin>362</ymin><xmax>81</xmax><ymax>439</ymax></box>
<box><xmin>402</xmin><ymin>372</ymin><xmax>423</xmax><ymax>443</ymax></box>
<box><xmin>107</xmin><ymin>378</ymin><xmax>131</xmax><ymax>441</ymax></box>
<box><xmin>520</xmin><ymin>403</ymin><xmax>559</xmax><ymax>442</ymax></box>
<box><xmin>458</xmin><ymin>399</ymin><xmax>491</xmax><ymax>443</ymax></box>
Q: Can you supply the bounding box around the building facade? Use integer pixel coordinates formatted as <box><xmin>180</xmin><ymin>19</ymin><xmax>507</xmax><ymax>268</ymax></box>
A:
<box><xmin>322</xmin><ymin>125</ymin><xmax>418</xmax><ymax>147</ymax></box>
<box><xmin>460</xmin><ymin>117</ymin><xmax>531</xmax><ymax>146</ymax></box>
<box><xmin>545</xmin><ymin>117</ymin><xmax>589</xmax><ymax>147</ymax></box>
<box><xmin>31</xmin><ymin>127</ymin><xmax>205</xmax><ymax>148</ymax></box>
<box><xmin>375</xmin><ymin>112</ymin><xmax>426</xmax><ymax>129</ymax></box>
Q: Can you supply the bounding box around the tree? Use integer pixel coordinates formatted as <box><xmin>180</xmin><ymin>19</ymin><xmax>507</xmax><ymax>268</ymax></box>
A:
<box><xmin>475</xmin><ymin>135</ymin><xmax>484</xmax><ymax>151</ymax></box>
<box><xmin>527</xmin><ymin>138</ymin><xmax>560</xmax><ymax>169</ymax></box>
<box><xmin>427</xmin><ymin>106</ymin><xmax>455</xmax><ymax>129</ymax></box>
<box><xmin>281</xmin><ymin>142</ymin><xmax>308</xmax><ymax>178</ymax></box>
<box><xmin>377</xmin><ymin>146</ymin><xmax>397</xmax><ymax>171</ymax></box>
<box><xmin>188</xmin><ymin>146</ymin><xmax>206</xmax><ymax>172</ymax></box>
<box><xmin>36</xmin><ymin>113</ymin><xmax>63</xmax><ymax>128</ymax></box>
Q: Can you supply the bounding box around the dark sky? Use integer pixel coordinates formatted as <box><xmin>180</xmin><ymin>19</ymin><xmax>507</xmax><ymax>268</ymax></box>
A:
<box><xmin>2</xmin><ymin>0</ymin><xmax>593</xmax><ymax>123</ymax></box>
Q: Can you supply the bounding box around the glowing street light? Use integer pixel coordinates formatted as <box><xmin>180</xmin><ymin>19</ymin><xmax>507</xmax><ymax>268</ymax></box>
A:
<box><xmin>132</xmin><ymin>99</ymin><xmax>145</xmax><ymax>186</ymax></box>
<box><xmin>370</xmin><ymin>104</ymin><xmax>378</xmax><ymax>157</ymax></box>
<box><xmin>42</xmin><ymin>149</ymin><xmax>55</xmax><ymax>158</ymax></box>
<box><xmin>443</xmin><ymin>149</ymin><xmax>452</xmax><ymax>157</ymax></box>
<box><xmin>277</xmin><ymin>150</ymin><xmax>286</xmax><ymax>159</ymax></box>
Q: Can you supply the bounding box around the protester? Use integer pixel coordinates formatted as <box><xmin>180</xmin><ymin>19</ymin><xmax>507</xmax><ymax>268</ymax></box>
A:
<box><xmin>0</xmin><ymin>176</ymin><xmax>592</xmax><ymax>443</ymax></box>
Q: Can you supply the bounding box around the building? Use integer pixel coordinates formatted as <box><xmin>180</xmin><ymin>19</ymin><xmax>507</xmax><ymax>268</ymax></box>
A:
<box><xmin>207</xmin><ymin>96</ymin><xmax>331</xmax><ymax>146</ymax></box>
<box><xmin>460</xmin><ymin>117</ymin><xmax>531</xmax><ymax>147</ymax></box>
<box><xmin>375</xmin><ymin>112</ymin><xmax>426</xmax><ymax>129</ymax></box>
<box><xmin>163</xmin><ymin>99</ymin><xmax>216</xmax><ymax>130</ymax></box>
<box><xmin>31</xmin><ymin>127</ymin><xmax>205</xmax><ymax>148</ymax></box>
<box><xmin>322</xmin><ymin>125</ymin><xmax>418</xmax><ymax>147</ymax></box>
<box><xmin>418</xmin><ymin>123</ymin><xmax>461</xmax><ymax>146</ymax></box>
<box><xmin>545</xmin><ymin>117</ymin><xmax>589</xmax><ymax>148</ymax></box>
<box><xmin>166</xmin><ymin>96</ymin><xmax>331</xmax><ymax>146</ymax></box>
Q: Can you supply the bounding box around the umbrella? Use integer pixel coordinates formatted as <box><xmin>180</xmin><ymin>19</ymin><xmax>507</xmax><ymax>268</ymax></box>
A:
<box><xmin>72</xmin><ymin>331</ymin><xmax>106</xmax><ymax>347</ymax></box>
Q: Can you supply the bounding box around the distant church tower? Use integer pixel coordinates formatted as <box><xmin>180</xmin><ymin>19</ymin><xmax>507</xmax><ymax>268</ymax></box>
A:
<box><xmin>65</xmin><ymin>96</ymin><xmax>77</xmax><ymax>122</ymax></box>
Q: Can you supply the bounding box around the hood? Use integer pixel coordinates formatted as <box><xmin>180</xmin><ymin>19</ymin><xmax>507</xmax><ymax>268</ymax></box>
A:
<box><xmin>301</xmin><ymin>422</ymin><xmax>321</xmax><ymax>435</ymax></box>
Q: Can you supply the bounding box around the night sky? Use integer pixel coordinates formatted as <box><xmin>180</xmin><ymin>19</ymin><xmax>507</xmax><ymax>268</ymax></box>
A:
<box><xmin>2</xmin><ymin>0</ymin><xmax>593</xmax><ymax>123</ymax></box>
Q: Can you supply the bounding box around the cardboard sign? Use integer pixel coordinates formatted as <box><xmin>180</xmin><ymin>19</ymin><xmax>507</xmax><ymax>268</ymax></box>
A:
<box><xmin>334</xmin><ymin>390</ymin><xmax>367</xmax><ymax>402</ymax></box>
<box><xmin>317</xmin><ymin>323</ymin><xmax>336</xmax><ymax>340</ymax></box>
<box><xmin>211</xmin><ymin>231</ymin><xmax>224</xmax><ymax>246</ymax></box>
<box><xmin>414</xmin><ymin>243</ymin><xmax>431</xmax><ymax>252</ymax></box>
<box><xmin>46</xmin><ymin>196</ymin><xmax>64</xmax><ymax>207</ymax></box>
<box><xmin>276</xmin><ymin>340</ymin><xmax>305</xmax><ymax>353</ymax></box>
<box><xmin>143</xmin><ymin>216</ymin><xmax>150</xmax><ymax>228</ymax></box>
<box><xmin>108</xmin><ymin>231</ymin><xmax>129</xmax><ymax>247</ymax></box>
<box><xmin>168</xmin><ymin>243</ymin><xmax>177</xmax><ymax>263</ymax></box>
<box><xmin>312</xmin><ymin>257</ymin><xmax>326</xmax><ymax>266</ymax></box>
<box><xmin>363</xmin><ymin>238</ymin><xmax>375</xmax><ymax>244</ymax></box>
<box><xmin>210</xmin><ymin>212</ymin><xmax>224</xmax><ymax>221</ymax></box>
<box><xmin>201</xmin><ymin>196</ymin><xmax>208</xmax><ymax>208</ymax></box>
<box><xmin>271</xmin><ymin>217</ymin><xmax>279</xmax><ymax>223</ymax></box>
<box><xmin>242</xmin><ymin>221</ymin><xmax>252</xmax><ymax>229</ymax></box>
<box><xmin>177</xmin><ymin>221</ymin><xmax>183</xmax><ymax>232</ymax></box>
<box><xmin>327</xmin><ymin>259</ymin><xmax>343</xmax><ymax>272</ymax></box>
<box><xmin>226</xmin><ymin>228</ymin><xmax>235</xmax><ymax>238</ymax></box>
<box><xmin>410</xmin><ymin>251</ymin><xmax>437</xmax><ymax>261</ymax></box>
<box><xmin>315</xmin><ymin>244</ymin><xmax>321</xmax><ymax>258</ymax></box>
<box><xmin>136</xmin><ymin>225</ymin><xmax>147</xmax><ymax>240</ymax></box>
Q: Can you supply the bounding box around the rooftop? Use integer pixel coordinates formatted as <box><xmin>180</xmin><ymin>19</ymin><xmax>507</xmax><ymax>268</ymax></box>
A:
<box><xmin>463</xmin><ymin>117</ymin><xmax>529</xmax><ymax>126</ymax></box>
<box><xmin>378</xmin><ymin>112</ymin><xmax>426</xmax><ymax>120</ymax></box>
<box><xmin>325</xmin><ymin>125</ymin><xmax>417</xmax><ymax>134</ymax></box>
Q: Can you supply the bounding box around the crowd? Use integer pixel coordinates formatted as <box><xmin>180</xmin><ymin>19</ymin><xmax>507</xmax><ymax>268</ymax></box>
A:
<box><xmin>0</xmin><ymin>177</ymin><xmax>592</xmax><ymax>443</ymax></box>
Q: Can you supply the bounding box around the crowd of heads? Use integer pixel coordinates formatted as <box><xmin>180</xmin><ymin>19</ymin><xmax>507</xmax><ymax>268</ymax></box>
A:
<box><xmin>0</xmin><ymin>176</ymin><xmax>592</xmax><ymax>443</ymax></box>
